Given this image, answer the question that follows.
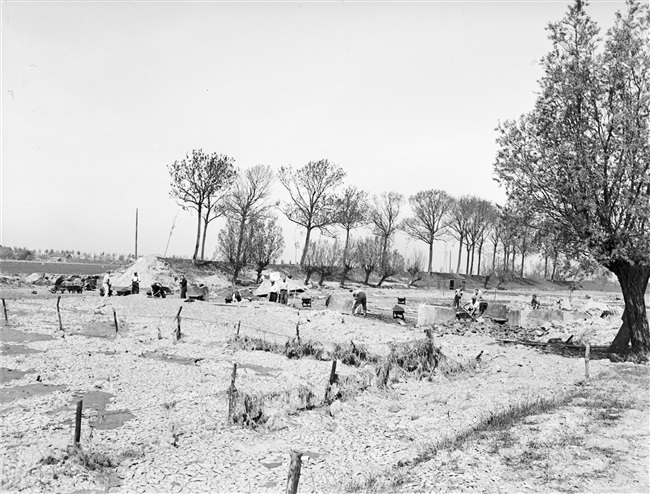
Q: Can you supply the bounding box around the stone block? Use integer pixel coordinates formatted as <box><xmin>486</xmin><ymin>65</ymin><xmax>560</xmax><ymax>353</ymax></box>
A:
<box><xmin>325</xmin><ymin>294</ymin><xmax>355</xmax><ymax>313</ymax></box>
<box><xmin>417</xmin><ymin>305</ymin><xmax>457</xmax><ymax>326</ymax></box>
<box><xmin>484</xmin><ymin>303</ymin><xmax>507</xmax><ymax>319</ymax></box>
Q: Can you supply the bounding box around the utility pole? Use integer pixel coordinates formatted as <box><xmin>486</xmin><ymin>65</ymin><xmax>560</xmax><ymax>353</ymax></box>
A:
<box><xmin>135</xmin><ymin>208</ymin><xmax>138</xmax><ymax>259</ymax></box>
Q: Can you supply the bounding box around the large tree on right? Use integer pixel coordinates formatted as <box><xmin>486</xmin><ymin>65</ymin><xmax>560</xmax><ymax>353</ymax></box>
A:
<box><xmin>494</xmin><ymin>0</ymin><xmax>650</xmax><ymax>357</ymax></box>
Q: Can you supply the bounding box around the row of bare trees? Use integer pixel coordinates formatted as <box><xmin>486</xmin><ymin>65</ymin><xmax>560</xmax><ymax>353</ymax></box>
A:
<box><xmin>167</xmin><ymin>154</ymin><xmax>583</xmax><ymax>285</ymax></box>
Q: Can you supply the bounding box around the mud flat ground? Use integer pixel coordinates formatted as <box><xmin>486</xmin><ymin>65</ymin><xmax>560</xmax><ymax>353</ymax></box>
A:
<box><xmin>0</xmin><ymin>286</ymin><xmax>648</xmax><ymax>493</ymax></box>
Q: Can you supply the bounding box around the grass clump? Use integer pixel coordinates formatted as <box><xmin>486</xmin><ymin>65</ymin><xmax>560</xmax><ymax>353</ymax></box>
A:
<box><xmin>231</xmin><ymin>335</ymin><xmax>283</xmax><ymax>353</ymax></box>
<box><xmin>333</xmin><ymin>341</ymin><xmax>379</xmax><ymax>366</ymax></box>
<box><xmin>379</xmin><ymin>338</ymin><xmax>480</xmax><ymax>383</ymax></box>
<box><xmin>285</xmin><ymin>338</ymin><xmax>326</xmax><ymax>360</ymax></box>
<box><xmin>230</xmin><ymin>335</ymin><xmax>327</xmax><ymax>360</ymax></box>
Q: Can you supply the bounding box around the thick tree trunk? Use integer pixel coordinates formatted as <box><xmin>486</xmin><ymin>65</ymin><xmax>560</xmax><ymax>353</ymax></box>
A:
<box><xmin>363</xmin><ymin>270</ymin><xmax>371</xmax><ymax>285</ymax></box>
<box><xmin>456</xmin><ymin>237</ymin><xmax>463</xmax><ymax>274</ymax></box>
<box><xmin>377</xmin><ymin>273</ymin><xmax>389</xmax><ymax>287</ymax></box>
<box><xmin>255</xmin><ymin>261</ymin><xmax>268</xmax><ymax>284</ymax></box>
<box><xmin>465</xmin><ymin>243</ymin><xmax>471</xmax><ymax>275</ymax></box>
<box><xmin>551</xmin><ymin>252</ymin><xmax>558</xmax><ymax>281</ymax></box>
<box><xmin>477</xmin><ymin>243</ymin><xmax>483</xmax><ymax>276</ymax></box>
<box><xmin>544</xmin><ymin>255</ymin><xmax>549</xmax><ymax>280</ymax></box>
<box><xmin>491</xmin><ymin>240</ymin><xmax>498</xmax><ymax>271</ymax></box>
<box><xmin>340</xmin><ymin>229</ymin><xmax>351</xmax><ymax>285</ymax></box>
<box><xmin>470</xmin><ymin>243</ymin><xmax>476</xmax><ymax>275</ymax></box>
<box><xmin>427</xmin><ymin>242</ymin><xmax>434</xmax><ymax>274</ymax></box>
<box><xmin>200</xmin><ymin>217</ymin><xmax>209</xmax><ymax>261</ymax></box>
<box><xmin>300</xmin><ymin>227</ymin><xmax>313</xmax><ymax>266</ymax></box>
<box><xmin>608</xmin><ymin>263</ymin><xmax>650</xmax><ymax>356</ymax></box>
<box><xmin>520</xmin><ymin>251</ymin><xmax>525</xmax><ymax>278</ymax></box>
<box><xmin>608</xmin><ymin>308</ymin><xmax>630</xmax><ymax>354</ymax></box>
<box><xmin>233</xmin><ymin>218</ymin><xmax>247</xmax><ymax>282</ymax></box>
<box><xmin>193</xmin><ymin>209</ymin><xmax>202</xmax><ymax>262</ymax></box>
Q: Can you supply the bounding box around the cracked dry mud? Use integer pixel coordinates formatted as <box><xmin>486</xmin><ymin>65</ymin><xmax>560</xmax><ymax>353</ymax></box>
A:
<box><xmin>0</xmin><ymin>286</ymin><xmax>648</xmax><ymax>494</ymax></box>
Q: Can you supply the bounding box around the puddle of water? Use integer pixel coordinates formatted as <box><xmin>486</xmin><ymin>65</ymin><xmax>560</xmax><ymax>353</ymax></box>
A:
<box><xmin>303</xmin><ymin>451</ymin><xmax>323</xmax><ymax>459</ymax></box>
<box><xmin>53</xmin><ymin>390</ymin><xmax>134</xmax><ymax>431</ymax></box>
<box><xmin>239</xmin><ymin>363</ymin><xmax>282</xmax><ymax>375</ymax></box>
<box><xmin>260</xmin><ymin>461</ymin><xmax>283</xmax><ymax>469</ymax></box>
<box><xmin>75</xmin><ymin>390</ymin><xmax>114</xmax><ymax>410</ymax></box>
<box><xmin>141</xmin><ymin>352</ymin><xmax>196</xmax><ymax>366</ymax></box>
<box><xmin>93</xmin><ymin>410</ymin><xmax>135</xmax><ymax>430</ymax></box>
<box><xmin>75</xmin><ymin>323</ymin><xmax>117</xmax><ymax>339</ymax></box>
<box><xmin>0</xmin><ymin>328</ymin><xmax>54</xmax><ymax>343</ymax></box>
<box><xmin>0</xmin><ymin>383</ymin><xmax>67</xmax><ymax>404</ymax></box>
<box><xmin>1</xmin><ymin>344</ymin><xmax>42</xmax><ymax>356</ymax></box>
<box><xmin>0</xmin><ymin>368</ymin><xmax>33</xmax><ymax>383</ymax></box>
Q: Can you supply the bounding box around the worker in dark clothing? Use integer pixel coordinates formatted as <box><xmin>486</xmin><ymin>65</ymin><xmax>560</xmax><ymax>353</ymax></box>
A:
<box><xmin>531</xmin><ymin>294</ymin><xmax>540</xmax><ymax>309</ymax></box>
<box><xmin>180</xmin><ymin>275</ymin><xmax>187</xmax><ymax>299</ymax></box>
<box><xmin>351</xmin><ymin>290</ymin><xmax>367</xmax><ymax>317</ymax></box>
<box><xmin>131</xmin><ymin>272</ymin><xmax>141</xmax><ymax>295</ymax></box>
<box><xmin>151</xmin><ymin>283</ymin><xmax>166</xmax><ymax>298</ymax></box>
<box><xmin>453</xmin><ymin>288</ymin><xmax>463</xmax><ymax>309</ymax></box>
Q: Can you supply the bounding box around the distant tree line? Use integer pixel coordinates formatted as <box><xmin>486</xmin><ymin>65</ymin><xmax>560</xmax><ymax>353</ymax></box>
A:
<box><xmin>167</xmin><ymin>153</ymin><xmax>604</xmax><ymax>287</ymax></box>
<box><xmin>0</xmin><ymin>246</ymin><xmax>131</xmax><ymax>263</ymax></box>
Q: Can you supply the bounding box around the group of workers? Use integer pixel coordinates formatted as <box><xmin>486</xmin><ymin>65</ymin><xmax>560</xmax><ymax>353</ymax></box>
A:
<box><xmin>100</xmin><ymin>271</ymin><xmax>188</xmax><ymax>299</ymax></box>
<box><xmin>453</xmin><ymin>287</ymin><xmax>488</xmax><ymax>317</ymax></box>
<box><xmin>268</xmin><ymin>276</ymin><xmax>290</xmax><ymax>304</ymax></box>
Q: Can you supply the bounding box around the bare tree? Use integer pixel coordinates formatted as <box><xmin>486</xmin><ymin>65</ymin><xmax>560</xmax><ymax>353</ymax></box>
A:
<box><xmin>249</xmin><ymin>216</ymin><xmax>285</xmax><ymax>284</ymax></box>
<box><xmin>465</xmin><ymin>199</ymin><xmax>497</xmax><ymax>275</ymax></box>
<box><xmin>279</xmin><ymin>159</ymin><xmax>346</xmax><ymax>266</ymax></box>
<box><xmin>369</xmin><ymin>192</ymin><xmax>404</xmax><ymax>264</ymax></box>
<box><xmin>447</xmin><ymin>196</ymin><xmax>473</xmax><ymax>274</ymax></box>
<box><xmin>403</xmin><ymin>189</ymin><xmax>452</xmax><ymax>273</ymax></box>
<box><xmin>220</xmin><ymin>165</ymin><xmax>275</xmax><ymax>283</ymax></box>
<box><xmin>334</xmin><ymin>186</ymin><xmax>369</xmax><ymax>284</ymax></box>
<box><xmin>310</xmin><ymin>238</ymin><xmax>342</xmax><ymax>286</ymax></box>
<box><xmin>217</xmin><ymin>218</ymin><xmax>252</xmax><ymax>281</ymax></box>
<box><xmin>376</xmin><ymin>249</ymin><xmax>405</xmax><ymax>287</ymax></box>
<box><xmin>355</xmin><ymin>236</ymin><xmax>382</xmax><ymax>285</ymax></box>
<box><xmin>406</xmin><ymin>251</ymin><xmax>424</xmax><ymax>287</ymax></box>
<box><xmin>300</xmin><ymin>242</ymin><xmax>319</xmax><ymax>285</ymax></box>
<box><xmin>168</xmin><ymin>149</ymin><xmax>237</xmax><ymax>262</ymax></box>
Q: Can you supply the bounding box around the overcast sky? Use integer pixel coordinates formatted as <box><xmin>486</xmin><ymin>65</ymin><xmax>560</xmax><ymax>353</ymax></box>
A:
<box><xmin>1</xmin><ymin>0</ymin><xmax>626</xmax><ymax>269</ymax></box>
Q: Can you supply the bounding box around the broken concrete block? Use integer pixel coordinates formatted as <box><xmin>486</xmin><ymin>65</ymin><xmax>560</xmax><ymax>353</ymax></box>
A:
<box><xmin>325</xmin><ymin>294</ymin><xmax>355</xmax><ymax>313</ymax></box>
<box><xmin>417</xmin><ymin>305</ymin><xmax>456</xmax><ymax>326</ymax></box>
<box><xmin>483</xmin><ymin>303</ymin><xmax>507</xmax><ymax>319</ymax></box>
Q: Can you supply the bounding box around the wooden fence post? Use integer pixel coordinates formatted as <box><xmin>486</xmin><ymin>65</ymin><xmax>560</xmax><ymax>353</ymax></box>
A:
<box><xmin>236</xmin><ymin>320</ymin><xmax>241</xmax><ymax>337</ymax></box>
<box><xmin>227</xmin><ymin>363</ymin><xmax>238</xmax><ymax>424</ymax></box>
<box><xmin>325</xmin><ymin>360</ymin><xmax>337</xmax><ymax>402</ymax></box>
<box><xmin>56</xmin><ymin>296</ymin><xmax>63</xmax><ymax>331</ymax></box>
<box><xmin>295</xmin><ymin>323</ymin><xmax>300</xmax><ymax>344</ymax></box>
<box><xmin>74</xmin><ymin>400</ymin><xmax>83</xmax><ymax>446</ymax></box>
<box><xmin>285</xmin><ymin>450</ymin><xmax>302</xmax><ymax>494</ymax></box>
<box><xmin>585</xmin><ymin>343</ymin><xmax>590</xmax><ymax>379</ymax></box>
<box><xmin>113</xmin><ymin>309</ymin><xmax>119</xmax><ymax>334</ymax></box>
<box><xmin>2</xmin><ymin>298</ymin><xmax>7</xmax><ymax>323</ymax></box>
<box><xmin>175</xmin><ymin>307</ymin><xmax>182</xmax><ymax>341</ymax></box>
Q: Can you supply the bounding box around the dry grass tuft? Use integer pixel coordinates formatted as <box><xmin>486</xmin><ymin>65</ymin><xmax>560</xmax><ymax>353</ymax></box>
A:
<box><xmin>333</xmin><ymin>341</ymin><xmax>379</xmax><ymax>366</ymax></box>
